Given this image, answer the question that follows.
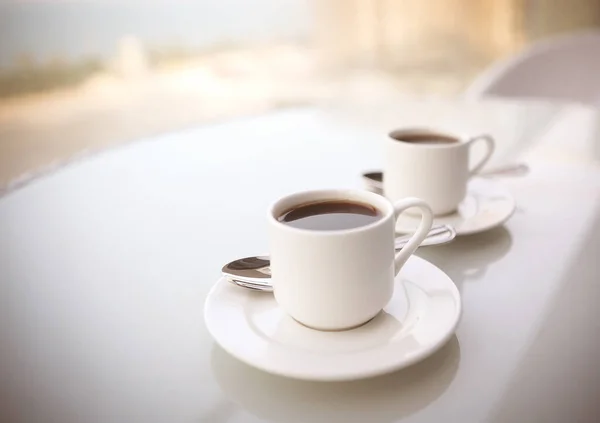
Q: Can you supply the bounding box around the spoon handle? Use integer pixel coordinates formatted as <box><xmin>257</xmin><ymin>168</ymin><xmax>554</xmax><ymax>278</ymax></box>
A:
<box><xmin>478</xmin><ymin>163</ymin><xmax>530</xmax><ymax>178</ymax></box>
<box><xmin>228</xmin><ymin>278</ymin><xmax>272</xmax><ymax>291</ymax></box>
<box><xmin>228</xmin><ymin>277</ymin><xmax>274</xmax><ymax>292</ymax></box>
<box><xmin>394</xmin><ymin>224</ymin><xmax>455</xmax><ymax>249</ymax></box>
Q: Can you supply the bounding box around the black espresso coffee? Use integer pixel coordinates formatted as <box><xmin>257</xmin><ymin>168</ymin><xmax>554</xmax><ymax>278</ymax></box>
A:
<box><xmin>390</xmin><ymin>130</ymin><xmax>459</xmax><ymax>145</ymax></box>
<box><xmin>278</xmin><ymin>200</ymin><xmax>383</xmax><ymax>231</ymax></box>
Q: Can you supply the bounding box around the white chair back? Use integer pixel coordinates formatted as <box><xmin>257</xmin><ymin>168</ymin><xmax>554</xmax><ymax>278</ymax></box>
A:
<box><xmin>465</xmin><ymin>31</ymin><xmax>600</xmax><ymax>106</ymax></box>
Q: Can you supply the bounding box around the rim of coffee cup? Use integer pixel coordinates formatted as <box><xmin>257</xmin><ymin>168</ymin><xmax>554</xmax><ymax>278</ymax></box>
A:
<box><xmin>268</xmin><ymin>189</ymin><xmax>394</xmax><ymax>236</ymax></box>
<box><xmin>388</xmin><ymin>128</ymin><xmax>470</xmax><ymax>149</ymax></box>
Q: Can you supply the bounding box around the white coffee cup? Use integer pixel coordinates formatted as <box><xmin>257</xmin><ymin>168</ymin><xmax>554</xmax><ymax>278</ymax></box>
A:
<box><xmin>269</xmin><ymin>189</ymin><xmax>433</xmax><ymax>331</ymax></box>
<box><xmin>384</xmin><ymin>129</ymin><xmax>495</xmax><ymax>215</ymax></box>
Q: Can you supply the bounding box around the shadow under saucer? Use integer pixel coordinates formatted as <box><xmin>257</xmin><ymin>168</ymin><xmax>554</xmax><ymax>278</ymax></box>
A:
<box><xmin>210</xmin><ymin>335</ymin><xmax>461</xmax><ymax>423</ymax></box>
<box><xmin>417</xmin><ymin>226</ymin><xmax>513</xmax><ymax>291</ymax></box>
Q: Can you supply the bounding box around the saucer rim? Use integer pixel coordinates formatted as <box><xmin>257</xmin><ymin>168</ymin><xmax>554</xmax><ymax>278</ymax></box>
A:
<box><xmin>204</xmin><ymin>255</ymin><xmax>462</xmax><ymax>381</ymax></box>
<box><xmin>391</xmin><ymin>177</ymin><xmax>516</xmax><ymax>236</ymax></box>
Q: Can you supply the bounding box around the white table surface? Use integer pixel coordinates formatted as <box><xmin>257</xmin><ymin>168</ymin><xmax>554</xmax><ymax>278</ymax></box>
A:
<box><xmin>1</xmin><ymin>99</ymin><xmax>600</xmax><ymax>423</ymax></box>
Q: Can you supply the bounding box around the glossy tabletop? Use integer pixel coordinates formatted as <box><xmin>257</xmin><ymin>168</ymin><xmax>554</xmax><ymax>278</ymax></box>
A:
<box><xmin>1</xmin><ymin>99</ymin><xmax>599</xmax><ymax>422</ymax></box>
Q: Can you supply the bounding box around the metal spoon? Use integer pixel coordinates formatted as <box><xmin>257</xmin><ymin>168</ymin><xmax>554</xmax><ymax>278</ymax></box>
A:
<box><xmin>221</xmin><ymin>224</ymin><xmax>456</xmax><ymax>292</ymax></box>
<box><xmin>362</xmin><ymin>163</ymin><xmax>529</xmax><ymax>194</ymax></box>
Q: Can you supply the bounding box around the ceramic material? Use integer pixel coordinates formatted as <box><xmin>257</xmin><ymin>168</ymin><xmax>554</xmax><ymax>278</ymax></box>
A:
<box><xmin>220</xmin><ymin>224</ymin><xmax>456</xmax><ymax>291</ymax></box>
<box><xmin>395</xmin><ymin>178</ymin><xmax>516</xmax><ymax>236</ymax></box>
<box><xmin>204</xmin><ymin>255</ymin><xmax>462</xmax><ymax>381</ymax></box>
<box><xmin>384</xmin><ymin>128</ymin><xmax>495</xmax><ymax>215</ymax></box>
<box><xmin>269</xmin><ymin>189</ymin><xmax>433</xmax><ymax>331</ymax></box>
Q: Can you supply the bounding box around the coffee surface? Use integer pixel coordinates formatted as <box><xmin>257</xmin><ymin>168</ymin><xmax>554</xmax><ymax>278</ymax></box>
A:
<box><xmin>390</xmin><ymin>131</ymin><xmax>458</xmax><ymax>145</ymax></box>
<box><xmin>278</xmin><ymin>200</ymin><xmax>382</xmax><ymax>231</ymax></box>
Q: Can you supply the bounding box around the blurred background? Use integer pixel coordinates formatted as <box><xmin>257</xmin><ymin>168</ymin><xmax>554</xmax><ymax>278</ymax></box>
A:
<box><xmin>2</xmin><ymin>0</ymin><xmax>600</xmax><ymax>188</ymax></box>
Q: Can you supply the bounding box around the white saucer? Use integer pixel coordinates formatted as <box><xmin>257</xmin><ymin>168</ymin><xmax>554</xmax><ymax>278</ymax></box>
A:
<box><xmin>204</xmin><ymin>255</ymin><xmax>461</xmax><ymax>381</ymax></box>
<box><xmin>395</xmin><ymin>178</ymin><xmax>516</xmax><ymax>236</ymax></box>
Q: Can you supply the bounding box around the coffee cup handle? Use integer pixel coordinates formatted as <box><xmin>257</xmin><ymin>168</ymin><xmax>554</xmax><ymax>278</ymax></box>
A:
<box><xmin>467</xmin><ymin>134</ymin><xmax>495</xmax><ymax>176</ymax></box>
<box><xmin>393</xmin><ymin>198</ymin><xmax>434</xmax><ymax>276</ymax></box>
